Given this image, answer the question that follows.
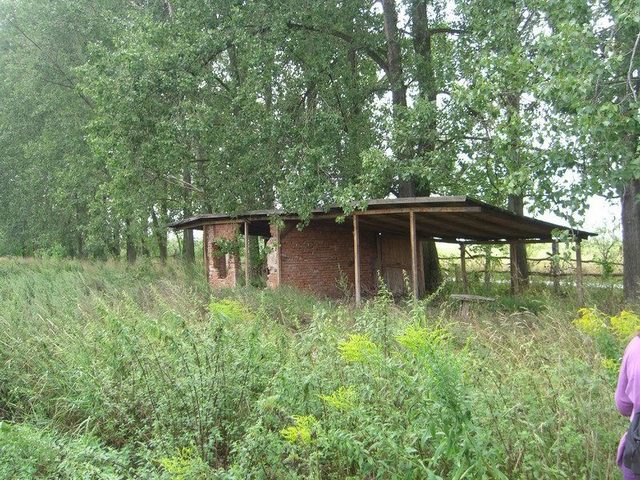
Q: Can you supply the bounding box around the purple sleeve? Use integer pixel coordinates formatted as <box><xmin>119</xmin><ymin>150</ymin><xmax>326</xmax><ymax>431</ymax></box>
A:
<box><xmin>616</xmin><ymin>339</ymin><xmax>640</xmax><ymax>417</ymax></box>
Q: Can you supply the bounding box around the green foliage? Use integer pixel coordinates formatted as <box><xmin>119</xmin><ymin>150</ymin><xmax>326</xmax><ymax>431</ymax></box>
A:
<box><xmin>5</xmin><ymin>0</ymin><xmax>635</xmax><ymax>265</ymax></box>
<box><xmin>396</xmin><ymin>323</ymin><xmax>449</xmax><ymax>354</ymax></box>
<box><xmin>573</xmin><ymin>306</ymin><xmax>640</xmax><ymax>344</ymax></box>
<box><xmin>280</xmin><ymin>415</ymin><xmax>320</xmax><ymax>445</ymax></box>
<box><xmin>160</xmin><ymin>447</ymin><xmax>211</xmax><ymax>480</ymax></box>
<box><xmin>318</xmin><ymin>387</ymin><xmax>357</xmax><ymax>412</ymax></box>
<box><xmin>0</xmin><ymin>421</ymin><xmax>128</xmax><ymax>479</ymax></box>
<box><xmin>572</xmin><ymin>307</ymin><xmax>640</xmax><ymax>381</ymax></box>
<box><xmin>611</xmin><ymin>310</ymin><xmax>640</xmax><ymax>339</ymax></box>
<box><xmin>0</xmin><ymin>257</ymin><xmax>626</xmax><ymax>478</ymax></box>
<box><xmin>208</xmin><ymin>298</ymin><xmax>249</xmax><ymax>321</ymax></box>
<box><xmin>574</xmin><ymin>307</ymin><xmax>608</xmax><ymax>337</ymax></box>
<box><xmin>337</xmin><ymin>333</ymin><xmax>381</xmax><ymax>363</ymax></box>
<box><xmin>538</xmin><ymin>0</ymin><xmax>640</xmax><ymax>201</ymax></box>
<box><xmin>211</xmin><ymin>236</ymin><xmax>243</xmax><ymax>258</ymax></box>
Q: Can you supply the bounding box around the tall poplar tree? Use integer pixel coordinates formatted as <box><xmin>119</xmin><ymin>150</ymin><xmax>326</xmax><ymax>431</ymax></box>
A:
<box><xmin>541</xmin><ymin>0</ymin><xmax>640</xmax><ymax>301</ymax></box>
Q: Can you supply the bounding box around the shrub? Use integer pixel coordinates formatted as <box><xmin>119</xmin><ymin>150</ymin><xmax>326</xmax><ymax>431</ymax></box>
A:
<box><xmin>208</xmin><ymin>298</ymin><xmax>250</xmax><ymax>321</ymax></box>
<box><xmin>0</xmin><ymin>421</ymin><xmax>128</xmax><ymax>479</ymax></box>
<box><xmin>160</xmin><ymin>447</ymin><xmax>213</xmax><ymax>479</ymax></box>
<box><xmin>610</xmin><ymin>310</ymin><xmax>640</xmax><ymax>340</ymax></box>
<box><xmin>0</xmin><ymin>258</ymin><xmax>626</xmax><ymax>478</ymax></box>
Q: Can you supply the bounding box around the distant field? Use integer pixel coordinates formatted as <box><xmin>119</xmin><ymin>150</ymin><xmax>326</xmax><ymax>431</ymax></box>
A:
<box><xmin>437</xmin><ymin>240</ymin><xmax>623</xmax><ymax>293</ymax></box>
<box><xmin>0</xmin><ymin>257</ymin><xmax>629</xmax><ymax>479</ymax></box>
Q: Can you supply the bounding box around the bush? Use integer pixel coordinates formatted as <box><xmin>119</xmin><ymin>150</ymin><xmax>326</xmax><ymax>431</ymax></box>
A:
<box><xmin>0</xmin><ymin>421</ymin><xmax>128</xmax><ymax>479</ymax></box>
<box><xmin>0</xmin><ymin>258</ymin><xmax>626</xmax><ymax>478</ymax></box>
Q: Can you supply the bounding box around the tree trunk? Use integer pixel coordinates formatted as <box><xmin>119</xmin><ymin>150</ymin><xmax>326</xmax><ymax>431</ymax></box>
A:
<box><xmin>110</xmin><ymin>218</ymin><xmax>121</xmax><ymax>258</ymax></box>
<box><xmin>410</xmin><ymin>0</ymin><xmax>442</xmax><ymax>293</ymax></box>
<box><xmin>182</xmin><ymin>166</ymin><xmax>195</xmax><ymax>263</ymax></box>
<box><xmin>183</xmin><ymin>229</ymin><xmax>195</xmax><ymax>263</ymax></box>
<box><xmin>382</xmin><ymin>0</ymin><xmax>407</xmax><ymax>114</ymax></box>
<box><xmin>498</xmin><ymin>6</ymin><xmax>529</xmax><ymax>288</ymax></box>
<box><xmin>141</xmin><ymin>234</ymin><xmax>150</xmax><ymax>257</ymax></box>
<box><xmin>382</xmin><ymin>0</ymin><xmax>414</xmax><ymax>197</ymax></box>
<box><xmin>508</xmin><ymin>194</ymin><xmax>529</xmax><ymax>289</ymax></box>
<box><xmin>74</xmin><ymin>201</ymin><xmax>86</xmax><ymax>258</ymax></box>
<box><xmin>126</xmin><ymin>241</ymin><xmax>136</xmax><ymax>263</ymax></box>
<box><xmin>421</xmin><ymin>239</ymin><xmax>441</xmax><ymax>292</ymax></box>
<box><xmin>381</xmin><ymin>0</ymin><xmax>442</xmax><ymax>294</ymax></box>
<box><xmin>411</xmin><ymin>0</ymin><xmax>436</xmax><ymax>107</ymax></box>
<box><xmin>484</xmin><ymin>248</ymin><xmax>491</xmax><ymax>288</ymax></box>
<box><xmin>125</xmin><ymin>218</ymin><xmax>137</xmax><ymax>264</ymax></box>
<box><xmin>151</xmin><ymin>207</ymin><xmax>168</xmax><ymax>263</ymax></box>
<box><xmin>76</xmin><ymin>230</ymin><xmax>84</xmax><ymax>259</ymax></box>
<box><xmin>623</xmin><ymin>178</ymin><xmax>640</xmax><ymax>303</ymax></box>
<box><xmin>195</xmin><ymin>147</ymin><xmax>212</xmax><ymax>212</ymax></box>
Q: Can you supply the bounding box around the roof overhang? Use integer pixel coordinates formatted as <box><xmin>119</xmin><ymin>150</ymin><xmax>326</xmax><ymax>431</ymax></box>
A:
<box><xmin>168</xmin><ymin>196</ymin><xmax>594</xmax><ymax>243</ymax></box>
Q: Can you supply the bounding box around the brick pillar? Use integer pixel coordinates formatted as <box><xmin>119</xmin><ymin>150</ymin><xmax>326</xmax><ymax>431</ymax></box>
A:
<box><xmin>203</xmin><ymin>223</ymin><xmax>241</xmax><ymax>288</ymax></box>
<box><xmin>266</xmin><ymin>223</ymin><xmax>281</xmax><ymax>289</ymax></box>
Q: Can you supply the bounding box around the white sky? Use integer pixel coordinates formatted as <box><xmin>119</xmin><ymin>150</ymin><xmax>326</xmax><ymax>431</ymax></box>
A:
<box><xmin>536</xmin><ymin>195</ymin><xmax>620</xmax><ymax>236</ymax></box>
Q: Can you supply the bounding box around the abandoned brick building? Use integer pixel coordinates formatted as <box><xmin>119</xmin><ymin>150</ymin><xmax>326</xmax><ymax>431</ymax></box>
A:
<box><xmin>169</xmin><ymin>196</ymin><xmax>592</xmax><ymax>303</ymax></box>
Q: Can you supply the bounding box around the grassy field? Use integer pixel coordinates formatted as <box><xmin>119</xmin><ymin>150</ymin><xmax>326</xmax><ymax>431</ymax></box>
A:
<box><xmin>0</xmin><ymin>257</ymin><xmax>632</xmax><ymax>479</ymax></box>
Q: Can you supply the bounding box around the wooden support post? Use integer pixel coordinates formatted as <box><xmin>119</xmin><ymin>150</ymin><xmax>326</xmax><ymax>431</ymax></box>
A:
<box><xmin>203</xmin><ymin>226</ymin><xmax>209</xmax><ymax>282</ymax></box>
<box><xmin>483</xmin><ymin>247</ymin><xmax>491</xmax><ymax>288</ymax></box>
<box><xmin>575</xmin><ymin>239</ymin><xmax>584</xmax><ymax>306</ymax></box>
<box><xmin>244</xmin><ymin>221</ymin><xmax>250</xmax><ymax>287</ymax></box>
<box><xmin>353</xmin><ymin>214</ymin><xmax>362</xmax><ymax>305</ymax></box>
<box><xmin>275</xmin><ymin>225</ymin><xmax>282</xmax><ymax>287</ymax></box>
<box><xmin>376</xmin><ymin>233</ymin><xmax>383</xmax><ymax>277</ymax></box>
<box><xmin>551</xmin><ymin>240</ymin><xmax>560</xmax><ymax>295</ymax></box>
<box><xmin>410</xmin><ymin>211</ymin><xmax>419</xmax><ymax>301</ymax></box>
<box><xmin>460</xmin><ymin>243</ymin><xmax>468</xmax><ymax>294</ymax></box>
<box><xmin>510</xmin><ymin>241</ymin><xmax>520</xmax><ymax>295</ymax></box>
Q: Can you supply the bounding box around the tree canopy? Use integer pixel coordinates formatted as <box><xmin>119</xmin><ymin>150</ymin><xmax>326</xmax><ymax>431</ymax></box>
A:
<box><xmin>0</xmin><ymin>0</ymin><xmax>639</xmax><ymax>298</ymax></box>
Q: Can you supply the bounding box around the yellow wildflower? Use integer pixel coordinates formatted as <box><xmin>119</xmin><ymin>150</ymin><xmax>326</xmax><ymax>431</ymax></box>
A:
<box><xmin>573</xmin><ymin>307</ymin><xmax>606</xmax><ymax>336</ymax></box>
<box><xmin>280</xmin><ymin>415</ymin><xmax>318</xmax><ymax>444</ymax></box>
<box><xmin>610</xmin><ymin>310</ymin><xmax>640</xmax><ymax>340</ymax></box>
<box><xmin>318</xmin><ymin>386</ymin><xmax>357</xmax><ymax>411</ymax></box>
<box><xmin>338</xmin><ymin>334</ymin><xmax>380</xmax><ymax>363</ymax></box>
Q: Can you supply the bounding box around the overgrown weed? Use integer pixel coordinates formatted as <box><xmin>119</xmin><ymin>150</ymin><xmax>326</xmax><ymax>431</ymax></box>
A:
<box><xmin>0</xmin><ymin>258</ymin><xmax>627</xmax><ymax>478</ymax></box>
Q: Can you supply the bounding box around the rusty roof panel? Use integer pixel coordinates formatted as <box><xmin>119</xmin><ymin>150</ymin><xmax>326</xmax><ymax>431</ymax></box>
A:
<box><xmin>168</xmin><ymin>196</ymin><xmax>593</xmax><ymax>241</ymax></box>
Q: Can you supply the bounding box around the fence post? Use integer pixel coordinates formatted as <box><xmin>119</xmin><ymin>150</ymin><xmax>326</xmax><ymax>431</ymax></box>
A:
<box><xmin>460</xmin><ymin>243</ymin><xmax>468</xmax><ymax>294</ymax></box>
<box><xmin>510</xmin><ymin>241</ymin><xmax>521</xmax><ymax>295</ymax></box>
<box><xmin>551</xmin><ymin>240</ymin><xmax>560</xmax><ymax>295</ymax></box>
<box><xmin>483</xmin><ymin>246</ymin><xmax>491</xmax><ymax>288</ymax></box>
<box><xmin>575</xmin><ymin>239</ymin><xmax>584</xmax><ymax>306</ymax></box>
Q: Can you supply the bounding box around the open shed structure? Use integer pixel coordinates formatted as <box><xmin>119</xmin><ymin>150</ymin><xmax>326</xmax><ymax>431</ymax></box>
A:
<box><xmin>169</xmin><ymin>196</ymin><xmax>593</xmax><ymax>304</ymax></box>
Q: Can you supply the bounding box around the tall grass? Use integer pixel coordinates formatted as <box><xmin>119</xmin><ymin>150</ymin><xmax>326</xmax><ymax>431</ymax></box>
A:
<box><xmin>0</xmin><ymin>257</ymin><xmax>628</xmax><ymax>478</ymax></box>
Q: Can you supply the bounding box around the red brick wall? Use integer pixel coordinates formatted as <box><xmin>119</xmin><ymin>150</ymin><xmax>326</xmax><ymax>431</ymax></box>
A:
<box><xmin>204</xmin><ymin>223</ymin><xmax>240</xmax><ymax>288</ymax></box>
<box><xmin>203</xmin><ymin>218</ymin><xmax>419</xmax><ymax>299</ymax></box>
<box><xmin>276</xmin><ymin>220</ymin><xmax>378</xmax><ymax>298</ymax></box>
